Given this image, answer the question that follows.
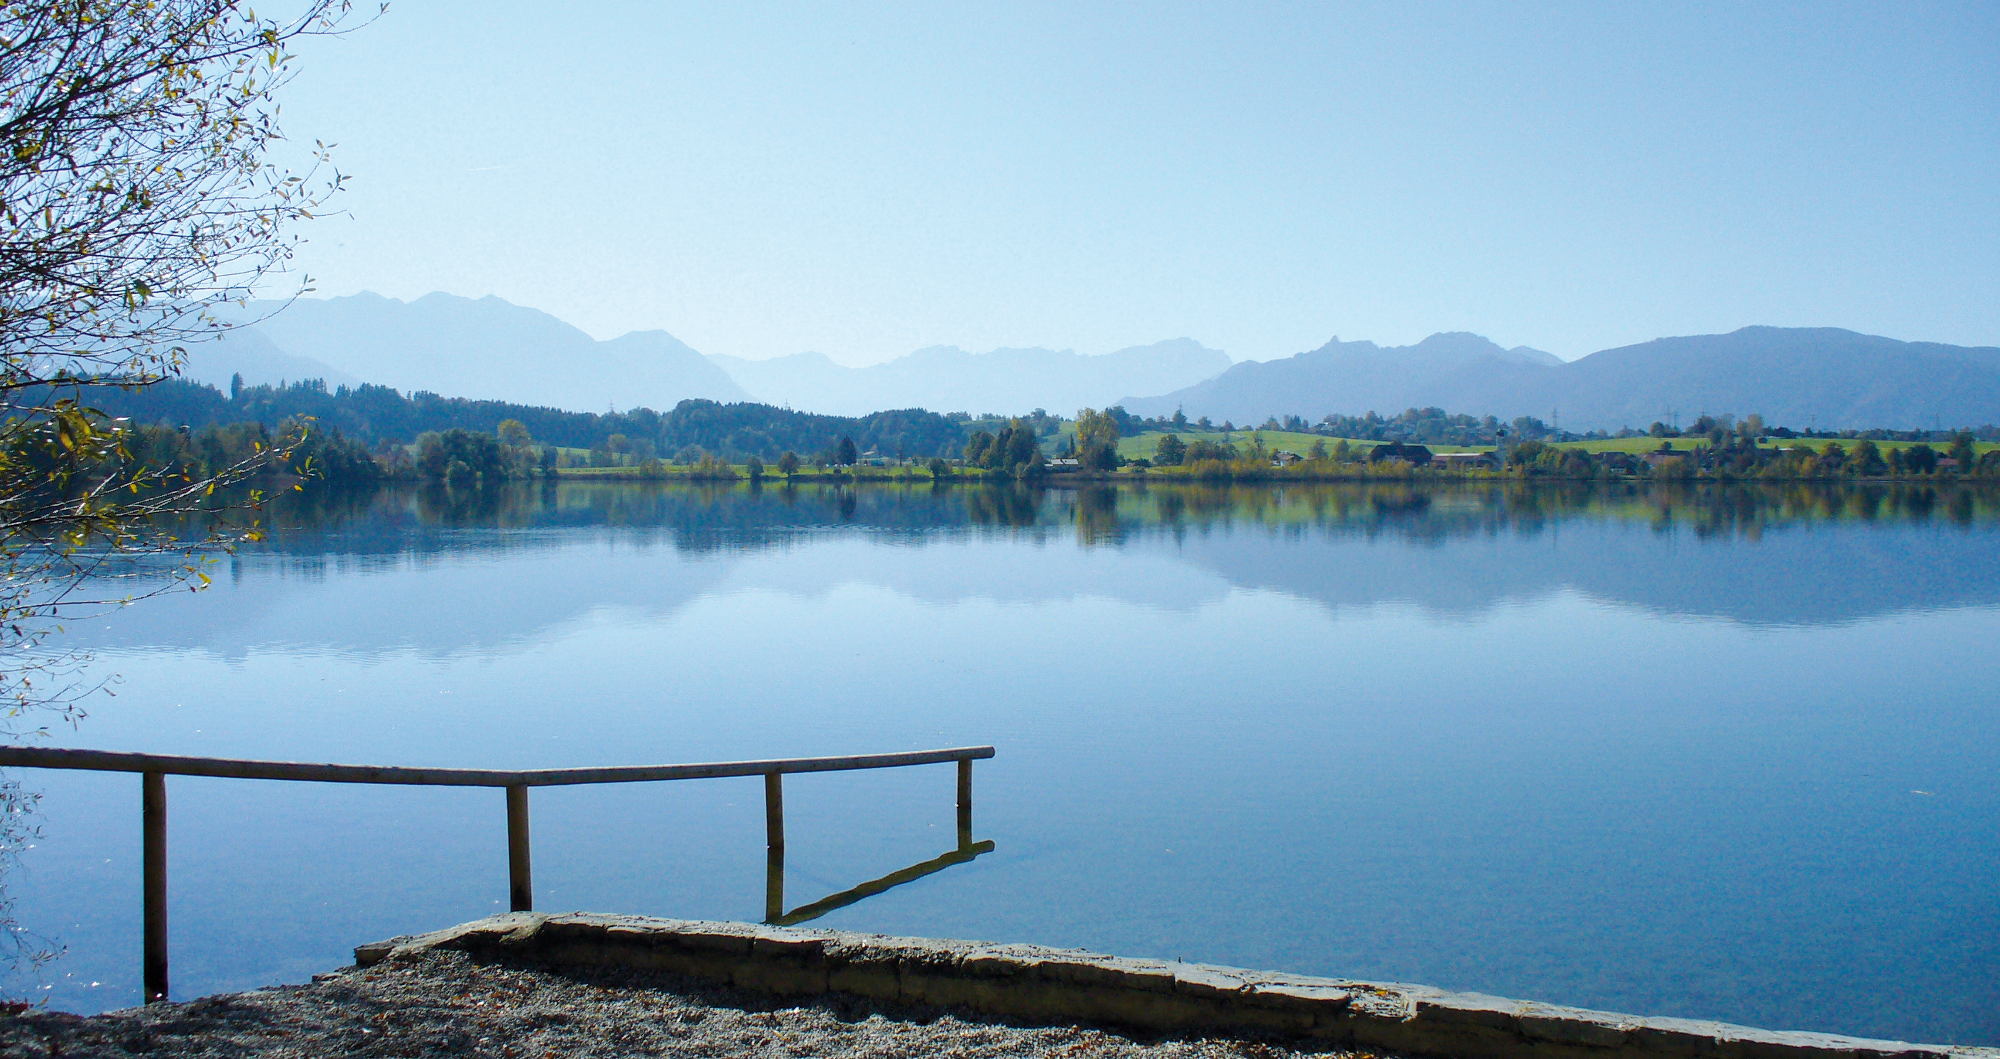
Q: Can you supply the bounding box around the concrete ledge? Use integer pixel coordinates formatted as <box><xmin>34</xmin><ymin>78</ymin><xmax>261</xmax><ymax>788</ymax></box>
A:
<box><xmin>356</xmin><ymin>914</ymin><xmax>1995</xmax><ymax>1059</ymax></box>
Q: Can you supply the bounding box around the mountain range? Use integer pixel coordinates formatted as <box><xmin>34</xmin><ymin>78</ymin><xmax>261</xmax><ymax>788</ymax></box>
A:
<box><xmin>1124</xmin><ymin>328</ymin><xmax>2000</xmax><ymax>431</ymax></box>
<box><xmin>179</xmin><ymin>292</ymin><xmax>2000</xmax><ymax>431</ymax></box>
<box><xmin>709</xmin><ymin>338</ymin><xmax>1231</xmax><ymax>417</ymax></box>
<box><xmin>187</xmin><ymin>293</ymin><xmax>1229</xmax><ymax>418</ymax></box>
<box><xmin>199</xmin><ymin>292</ymin><xmax>749</xmax><ymax>411</ymax></box>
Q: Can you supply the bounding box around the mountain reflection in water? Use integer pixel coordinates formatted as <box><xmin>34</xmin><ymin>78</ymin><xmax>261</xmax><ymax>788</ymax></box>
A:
<box><xmin>94</xmin><ymin>480</ymin><xmax>2000</xmax><ymax>661</ymax></box>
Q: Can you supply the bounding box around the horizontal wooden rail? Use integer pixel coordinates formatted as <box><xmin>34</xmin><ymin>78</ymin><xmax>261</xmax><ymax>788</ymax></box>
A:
<box><xmin>0</xmin><ymin>745</ymin><xmax>994</xmax><ymax>786</ymax></box>
<box><xmin>0</xmin><ymin>743</ymin><xmax>994</xmax><ymax>1006</ymax></box>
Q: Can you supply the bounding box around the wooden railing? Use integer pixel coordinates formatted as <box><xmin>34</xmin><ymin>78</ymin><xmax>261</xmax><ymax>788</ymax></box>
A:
<box><xmin>0</xmin><ymin>743</ymin><xmax>995</xmax><ymax>1004</ymax></box>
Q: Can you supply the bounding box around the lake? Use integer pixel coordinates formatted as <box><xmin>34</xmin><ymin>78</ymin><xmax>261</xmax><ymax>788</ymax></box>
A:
<box><xmin>3</xmin><ymin>480</ymin><xmax>1997</xmax><ymax>1043</ymax></box>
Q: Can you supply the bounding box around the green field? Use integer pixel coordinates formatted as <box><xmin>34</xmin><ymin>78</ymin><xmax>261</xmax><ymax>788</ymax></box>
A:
<box><xmin>1551</xmin><ymin>437</ymin><xmax>1681</xmax><ymax>454</ymax></box>
<box><xmin>1116</xmin><ymin>430</ymin><xmax>1488</xmax><ymax>460</ymax></box>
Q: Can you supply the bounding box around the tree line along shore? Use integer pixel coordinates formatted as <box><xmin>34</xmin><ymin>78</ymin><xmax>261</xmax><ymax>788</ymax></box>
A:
<box><xmin>53</xmin><ymin>374</ymin><xmax>2000</xmax><ymax>490</ymax></box>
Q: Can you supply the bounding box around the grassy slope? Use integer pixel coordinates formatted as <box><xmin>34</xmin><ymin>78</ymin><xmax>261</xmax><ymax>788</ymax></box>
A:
<box><xmin>1117</xmin><ymin>430</ymin><xmax>1486</xmax><ymax>459</ymax></box>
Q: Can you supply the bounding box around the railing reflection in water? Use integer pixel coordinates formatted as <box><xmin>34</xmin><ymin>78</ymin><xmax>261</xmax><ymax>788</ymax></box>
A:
<box><xmin>759</xmin><ymin>757</ymin><xmax>994</xmax><ymax>925</ymax></box>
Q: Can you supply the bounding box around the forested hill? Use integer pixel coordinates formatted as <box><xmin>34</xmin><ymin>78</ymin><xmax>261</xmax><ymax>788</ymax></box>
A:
<box><xmin>83</xmin><ymin>377</ymin><xmax>972</xmax><ymax>461</ymax></box>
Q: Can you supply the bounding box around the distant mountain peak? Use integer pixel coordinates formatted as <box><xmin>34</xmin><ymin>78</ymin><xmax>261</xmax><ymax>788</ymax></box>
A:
<box><xmin>184</xmin><ymin>291</ymin><xmax>747</xmax><ymax>410</ymax></box>
<box><xmin>607</xmin><ymin>328</ymin><xmax>699</xmax><ymax>349</ymax></box>
<box><xmin>1411</xmin><ymin>331</ymin><xmax>1507</xmax><ymax>355</ymax></box>
<box><xmin>1725</xmin><ymin>324</ymin><xmax>1876</xmax><ymax>345</ymax></box>
<box><xmin>1300</xmin><ymin>336</ymin><xmax>1383</xmax><ymax>357</ymax></box>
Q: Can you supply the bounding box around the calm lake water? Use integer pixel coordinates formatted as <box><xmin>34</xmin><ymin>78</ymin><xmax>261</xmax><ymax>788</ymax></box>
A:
<box><xmin>3</xmin><ymin>481</ymin><xmax>1997</xmax><ymax>1042</ymax></box>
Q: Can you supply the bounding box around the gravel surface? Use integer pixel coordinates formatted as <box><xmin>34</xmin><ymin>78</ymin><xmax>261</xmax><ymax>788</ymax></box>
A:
<box><xmin>0</xmin><ymin>949</ymin><xmax>1401</xmax><ymax>1059</ymax></box>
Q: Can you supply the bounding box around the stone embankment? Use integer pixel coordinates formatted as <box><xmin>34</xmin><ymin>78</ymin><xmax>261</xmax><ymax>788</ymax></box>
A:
<box><xmin>2</xmin><ymin>946</ymin><xmax>1361</xmax><ymax>1058</ymax></box>
<box><xmin>361</xmin><ymin>913</ymin><xmax>1996</xmax><ymax>1059</ymax></box>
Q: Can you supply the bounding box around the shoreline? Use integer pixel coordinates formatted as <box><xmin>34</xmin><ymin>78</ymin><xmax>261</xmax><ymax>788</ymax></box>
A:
<box><xmin>5</xmin><ymin>919</ymin><xmax>1995</xmax><ymax>1059</ymax></box>
<box><xmin>3</xmin><ymin>947</ymin><xmax>1372</xmax><ymax>1059</ymax></box>
<box><xmin>353</xmin><ymin>914</ymin><xmax>1998</xmax><ymax>1059</ymax></box>
<box><xmin>541</xmin><ymin>470</ymin><xmax>1997</xmax><ymax>485</ymax></box>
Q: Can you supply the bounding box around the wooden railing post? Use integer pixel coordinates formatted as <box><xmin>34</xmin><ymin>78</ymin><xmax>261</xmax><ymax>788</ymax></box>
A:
<box><xmin>505</xmin><ymin>784</ymin><xmax>532</xmax><ymax>912</ymax></box>
<box><xmin>956</xmin><ymin>758</ymin><xmax>973</xmax><ymax>849</ymax></box>
<box><xmin>142</xmin><ymin>771</ymin><xmax>168</xmax><ymax>1004</ymax></box>
<box><xmin>765</xmin><ymin>845</ymin><xmax>784</xmax><ymax>923</ymax></box>
<box><xmin>764</xmin><ymin>772</ymin><xmax>784</xmax><ymax>852</ymax></box>
<box><xmin>763</xmin><ymin>772</ymin><xmax>787</xmax><ymax>921</ymax></box>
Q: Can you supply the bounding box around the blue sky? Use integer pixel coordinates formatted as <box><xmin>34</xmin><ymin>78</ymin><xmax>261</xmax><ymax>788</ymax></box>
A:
<box><xmin>272</xmin><ymin>1</ymin><xmax>1999</xmax><ymax>364</ymax></box>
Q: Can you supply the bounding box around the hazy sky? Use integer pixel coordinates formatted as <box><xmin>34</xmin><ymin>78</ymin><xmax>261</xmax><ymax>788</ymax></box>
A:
<box><xmin>271</xmin><ymin>1</ymin><xmax>1998</xmax><ymax>365</ymax></box>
